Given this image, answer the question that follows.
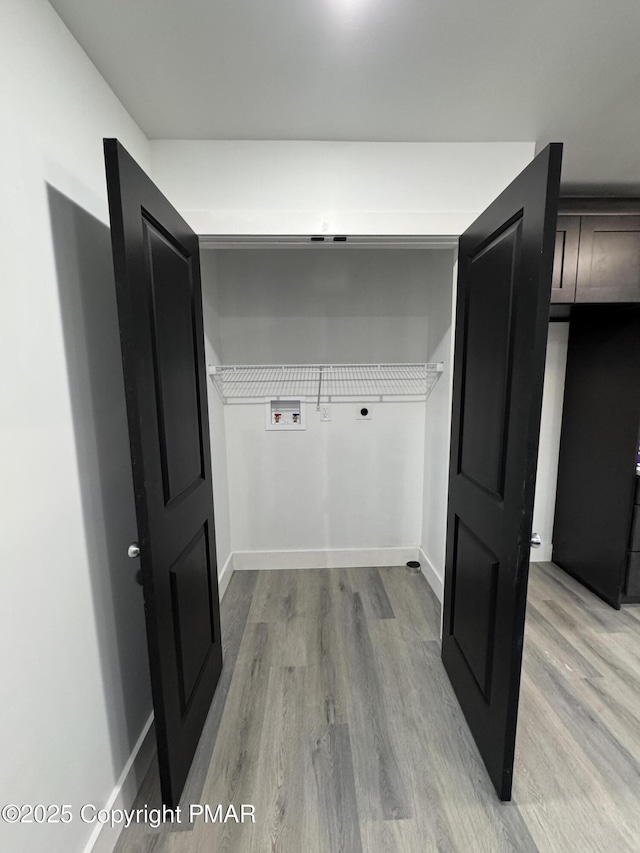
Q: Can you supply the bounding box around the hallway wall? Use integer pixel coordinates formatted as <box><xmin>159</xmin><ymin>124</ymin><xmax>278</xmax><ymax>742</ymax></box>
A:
<box><xmin>0</xmin><ymin>3</ymin><xmax>152</xmax><ymax>852</ymax></box>
<box><xmin>532</xmin><ymin>322</ymin><xmax>570</xmax><ymax>562</ymax></box>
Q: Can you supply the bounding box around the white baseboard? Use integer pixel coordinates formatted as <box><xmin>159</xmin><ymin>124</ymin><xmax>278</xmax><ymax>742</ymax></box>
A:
<box><xmin>419</xmin><ymin>547</ymin><xmax>444</xmax><ymax>603</ymax></box>
<box><xmin>217</xmin><ymin>551</ymin><xmax>234</xmax><ymax>600</ymax></box>
<box><xmin>233</xmin><ymin>547</ymin><xmax>421</xmax><ymax>571</ymax></box>
<box><xmin>85</xmin><ymin>713</ymin><xmax>155</xmax><ymax>853</ymax></box>
<box><xmin>531</xmin><ymin>544</ymin><xmax>553</xmax><ymax>563</ymax></box>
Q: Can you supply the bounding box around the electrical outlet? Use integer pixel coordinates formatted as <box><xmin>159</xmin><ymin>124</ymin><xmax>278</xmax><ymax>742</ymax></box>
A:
<box><xmin>320</xmin><ymin>404</ymin><xmax>331</xmax><ymax>422</ymax></box>
<box><xmin>357</xmin><ymin>405</ymin><xmax>372</xmax><ymax>420</ymax></box>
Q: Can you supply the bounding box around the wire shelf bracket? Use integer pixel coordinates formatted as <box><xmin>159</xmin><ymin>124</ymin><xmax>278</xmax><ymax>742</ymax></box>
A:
<box><xmin>208</xmin><ymin>363</ymin><xmax>445</xmax><ymax>409</ymax></box>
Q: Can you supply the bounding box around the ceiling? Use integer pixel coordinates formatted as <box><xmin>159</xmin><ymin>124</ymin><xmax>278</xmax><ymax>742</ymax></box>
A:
<box><xmin>49</xmin><ymin>0</ymin><xmax>640</xmax><ymax>192</ymax></box>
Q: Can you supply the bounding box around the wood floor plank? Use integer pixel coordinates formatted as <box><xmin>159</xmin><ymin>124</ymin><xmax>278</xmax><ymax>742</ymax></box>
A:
<box><xmin>623</xmin><ymin>603</ymin><xmax>640</xmax><ymax>622</ymax></box>
<box><xmin>534</xmin><ymin>595</ymin><xmax>605</xmax><ymax>639</ymax></box>
<box><xmin>359</xmin><ymin>819</ymin><xmax>432</xmax><ymax>853</ymax></box>
<box><xmin>406</xmin><ymin>640</ymin><xmax>539</xmax><ymax>853</ymax></box>
<box><xmin>246</xmin><ymin>569</ymin><xmax>286</xmax><ymax>623</ymax></box>
<box><xmin>569</xmin><ymin>675</ymin><xmax>640</xmax><ymax>768</ymax></box>
<box><xmin>367</xmin><ymin>620</ymin><xmax>456</xmax><ymax>852</ymax></box>
<box><xmin>524</xmin><ymin>600</ymin><xmax>602</xmax><ymax>679</ymax></box>
<box><xmin>245</xmin><ymin>570</ymin><xmax>307</xmax><ymax>665</ymax></box>
<box><xmin>119</xmin><ymin>833</ymin><xmax>170</xmax><ymax>853</ymax></box>
<box><xmin>533</xmin><ymin>562</ymin><xmax>627</xmax><ymax>632</ymax></box>
<box><xmin>246</xmin><ymin>666</ymin><xmax>307</xmax><ymax>853</ymax></box>
<box><xmin>304</xmin><ymin>569</ymin><xmax>349</xmax><ymax>728</ymax></box>
<box><xmin>516</xmin><ymin>667</ymin><xmax>640</xmax><ymax>852</ymax></box>
<box><xmin>377</xmin><ymin>566</ymin><xmax>440</xmax><ymax>641</ymax></box>
<box><xmin>342</xmin><ymin>591</ymin><xmax>411</xmax><ymax>822</ymax></box>
<box><xmin>344</xmin><ymin>566</ymin><xmax>395</xmax><ymax>620</ymax></box>
<box><xmin>177</xmin><ymin>622</ymin><xmax>275</xmax><ymax>853</ymax></box>
<box><xmin>535</xmin><ymin>598</ymin><xmax>639</xmax><ymax>681</ymax></box>
<box><xmin>524</xmin><ymin>641</ymin><xmax>640</xmax><ymax>811</ymax></box>
<box><xmin>268</xmin><ymin>616</ymin><xmax>307</xmax><ymax>667</ymax></box>
<box><xmin>307</xmin><ymin>724</ymin><xmax>363</xmax><ymax>853</ymax></box>
<box><xmin>576</xmin><ymin>624</ymin><xmax>640</xmax><ymax>690</ymax></box>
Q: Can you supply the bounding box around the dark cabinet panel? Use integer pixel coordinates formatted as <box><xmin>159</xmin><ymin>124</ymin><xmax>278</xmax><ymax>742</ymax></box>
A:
<box><xmin>626</xmin><ymin>552</ymin><xmax>640</xmax><ymax>600</ymax></box>
<box><xmin>552</xmin><ymin>305</ymin><xmax>640</xmax><ymax>608</ymax></box>
<box><xmin>551</xmin><ymin>215</ymin><xmax>580</xmax><ymax>303</ymax></box>
<box><xmin>631</xmin><ymin>506</ymin><xmax>640</xmax><ymax>551</ymax></box>
<box><xmin>575</xmin><ymin>215</ymin><xmax>640</xmax><ymax>303</ymax></box>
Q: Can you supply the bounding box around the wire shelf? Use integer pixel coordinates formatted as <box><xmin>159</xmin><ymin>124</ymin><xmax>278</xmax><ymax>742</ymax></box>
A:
<box><xmin>208</xmin><ymin>363</ymin><xmax>444</xmax><ymax>406</ymax></box>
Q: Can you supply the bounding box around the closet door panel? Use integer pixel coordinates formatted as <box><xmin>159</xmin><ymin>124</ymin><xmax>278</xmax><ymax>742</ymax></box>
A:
<box><xmin>442</xmin><ymin>143</ymin><xmax>562</xmax><ymax>801</ymax></box>
<box><xmin>104</xmin><ymin>139</ymin><xmax>223</xmax><ymax>808</ymax></box>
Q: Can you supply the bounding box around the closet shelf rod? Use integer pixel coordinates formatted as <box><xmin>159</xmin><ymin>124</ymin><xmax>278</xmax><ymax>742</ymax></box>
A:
<box><xmin>207</xmin><ymin>363</ymin><xmax>444</xmax><ymax>404</ymax></box>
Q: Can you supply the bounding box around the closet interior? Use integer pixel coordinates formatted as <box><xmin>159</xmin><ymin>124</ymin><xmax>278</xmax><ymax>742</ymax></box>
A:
<box><xmin>198</xmin><ymin>245</ymin><xmax>457</xmax><ymax>587</ymax></box>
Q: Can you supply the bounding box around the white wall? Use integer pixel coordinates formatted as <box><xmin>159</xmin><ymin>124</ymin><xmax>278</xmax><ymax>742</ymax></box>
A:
<box><xmin>202</xmin><ymin>249</ymin><xmax>455</xmax><ymax>566</ymax></box>
<box><xmin>421</xmin><ymin>256</ymin><xmax>457</xmax><ymax>600</ymax></box>
<box><xmin>0</xmin><ymin>3</ymin><xmax>152</xmax><ymax>852</ymax></box>
<box><xmin>150</xmin><ymin>141</ymin><xmax>536</xmax><ymax>236</ymax></box>
<box><xmin>200</xmin><ymin>252</ymin><xmax>233</xmax><ymax>591</ymax></box>
<box><xmin>212</xmin><ymin>249</ymin><xmax>438</xmax><ymax>363</ymax></box>
<box><xmin>531</xmin><ymin>323</ymin><xmax>570</xmax><ymax>562</ymax></box>
<box><xmin>226</xmin><ymin>401</ymin><xmax>426</xmax><ymax>564</ymax></box>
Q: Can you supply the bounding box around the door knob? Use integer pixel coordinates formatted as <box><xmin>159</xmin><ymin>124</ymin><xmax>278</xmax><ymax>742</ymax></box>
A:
<box><xmin>128</xmin><ymin>542</ymin><xmax>141</xmax><ymax>559</ymax></box>
<box><xmin>530</xmin><ymin>533</ymin><xmax>542</xmax><ymax>548</ymax></box>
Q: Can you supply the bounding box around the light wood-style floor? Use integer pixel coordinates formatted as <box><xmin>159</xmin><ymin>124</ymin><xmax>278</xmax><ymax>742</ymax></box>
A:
<box><xmin>116</xmin><ymin>562</ymin><xmax>640</xmax><ymax>852</ymax></box>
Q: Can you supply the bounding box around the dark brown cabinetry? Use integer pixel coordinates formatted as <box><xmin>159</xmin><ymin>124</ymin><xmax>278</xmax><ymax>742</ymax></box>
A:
<box><xmin>576</xmin><ymin>215</ymin><xmax>640</xmax><ymax>303</ymax></box>
<box><xmin>628</xmin><ymin>479</ymin><xmax>640</xmax><ymax>599</ymax></box>
<box><xmin>551</xmin><ymin>215</ymin><xmax>580</xmax><ymax>303</ymax></box>
<box><xmin>551</xmin><ymin>199</ymin><xmax>640</xmax><ymax>305</ymax></box>
<box><xmin>552</xmin><ymin>306</ymin><xmax>640</xmax><ymax>608</ymax></box>
<box><xmin>623</xmin><ymin>481</ymin><xmax>640</xmax><ymax>600</ymax></box>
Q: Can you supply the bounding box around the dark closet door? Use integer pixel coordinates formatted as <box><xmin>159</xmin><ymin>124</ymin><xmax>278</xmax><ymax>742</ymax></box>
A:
<box><xmin>442</xmin><ymin>143</ymin><xmax>562</xmax><ymax>801</ymax></box>
<box><xmin>104</xmin><ymin>139</ymin><xmax>222</xmax><ymax>807</ymax></box>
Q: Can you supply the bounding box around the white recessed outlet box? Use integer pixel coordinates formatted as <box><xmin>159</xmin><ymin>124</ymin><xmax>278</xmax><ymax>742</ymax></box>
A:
<box><xmin>357</xmin><ymin>405</ymin><xmax>372</xmax><ymax>420</ymax></box>
<box><xmin>320</xmin><ymin>404</ymin><xmax>332</xmax><ymax>422</ymax></box>
<box><xmin>266</xmin><ymin>399</ymin><xmax>306</xmax><ymax>430</ymax></box>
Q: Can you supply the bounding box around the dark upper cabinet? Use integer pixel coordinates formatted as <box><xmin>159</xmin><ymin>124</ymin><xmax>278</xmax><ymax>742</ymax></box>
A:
<box><xmin>551</xmin><ymin>199</ymin><xmax>640</xmax><ymax>305</ymax></box>
<box><xmin>575</xmin><ymin>215</ymin><xmax>640</xmax><ymax>303</ymax></box>
<box><xmin>551</xmin><ymin>215</ymin><xmax>580</xmax><ymax>303</ymax></box>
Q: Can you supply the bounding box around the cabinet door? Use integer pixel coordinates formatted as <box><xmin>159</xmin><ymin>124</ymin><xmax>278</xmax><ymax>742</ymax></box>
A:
<box><xmin>551</xmin><ymin>215</ymin><xmax>580</xmax><ymax>303</ymax></box>
<box><xmin>553</xmin><ymin>306</ymin><xmax>640</xmax><ymax>608</ymax></box>
<box><xmin>627</xmin><ymin>552</ymin><xmax>640</xmax><ymax>599</ymax></box>
<box><xmin>631</xmin><ymin>506</ymin><xmax>640</xmax><ymax>551</ymax></box>
<box><xmin>576</xmin><ymin>215</ymin><xmax>640</xmax><ymax>302</ymax></box>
